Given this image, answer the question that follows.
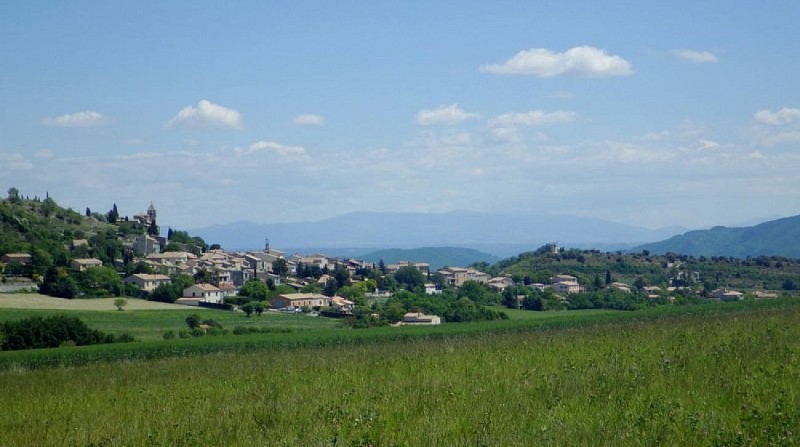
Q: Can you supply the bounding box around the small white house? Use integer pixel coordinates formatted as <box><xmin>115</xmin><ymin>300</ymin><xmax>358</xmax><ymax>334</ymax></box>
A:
<box><xmin>401</xmin><ymin>312</ymin><xmax>441</xmax><ymax>325</ymax></box>
<box><xmin>123</xmin><ymin>273</ymin><xmax>171</xmax><ymax>292</ymax></box>
<box><xmin>424</xmin><ymin>283</ymin><xmax>442</xmax><ymax>295</ymax></box>
<box><xmin>182</xmin><ymin>283</ymin><xmax>223</xmax><ymax>304</ymax></box>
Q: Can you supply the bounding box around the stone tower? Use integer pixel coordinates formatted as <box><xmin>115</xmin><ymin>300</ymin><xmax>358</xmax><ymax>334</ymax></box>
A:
<box><xmin>147</xmin><ymin>202</ymin><xmax>156</xmax><ymax>225</ymax></box>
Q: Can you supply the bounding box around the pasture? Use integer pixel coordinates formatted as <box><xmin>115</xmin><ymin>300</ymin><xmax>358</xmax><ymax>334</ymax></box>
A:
<box><xmin>0</xmin><ymin>297</ymin><xmax>798</xmax><ymax>445</ymax></box>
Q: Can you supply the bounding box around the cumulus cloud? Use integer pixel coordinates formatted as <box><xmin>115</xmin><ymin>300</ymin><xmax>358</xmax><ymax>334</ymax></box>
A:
<box><xmin>242</xmin><ymin>140</ymin><xmax>307</xmax><ymax>157</ymax></box>
<box><xmin>672</xmin><ymin>49</ymin><xmax>718</xmax><ymax>64</ymax></box>
<box><xmin>416</xmin><ymin>104</ymin><xmax>480</xmax><ymax>125</ymax></box>
<box><xmin>480</xmin><ymin>46</ymin><xmax>633</xmax><ymax>77</ymax></box>
<box><xmin>488</xmin><ymin>110</ymin><xmax>578</xmax><ymax>127</ymax></box>
<box><xmin>166</xmin><ymin>100</ymin><xmax>242</xmax><ymax>129</ymax></box>
<box><xmin>42</xmin><ymin>111</ymin><xmax>106</xmax><ymax>127</ymax></box>
<box><xmin>291</xmin><ymin>114</ymin><xmax>325</xmax><ymax>126</ymax></box>
<box><xmin>750</xmin><ymin>107</ymin><xmax>800</xmax><ymax>146</ymax></box>
<box><xmin>754</xmin><ymin>107</ymin><xmax>800</xmax><ymax>125</ymax></box>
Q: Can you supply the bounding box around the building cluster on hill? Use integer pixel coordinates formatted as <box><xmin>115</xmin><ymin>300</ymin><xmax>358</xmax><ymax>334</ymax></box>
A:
<box><xmin>2</xmin><ymin>195</ymin><xmax>794</xmax><ymax>325</ymax></box>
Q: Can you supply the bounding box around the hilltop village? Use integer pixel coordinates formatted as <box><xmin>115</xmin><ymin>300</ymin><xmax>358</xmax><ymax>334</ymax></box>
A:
<box><xmin>2</xmin><ymin>193</ymin><xmax>797</xmax><ymax>327</ymax></box>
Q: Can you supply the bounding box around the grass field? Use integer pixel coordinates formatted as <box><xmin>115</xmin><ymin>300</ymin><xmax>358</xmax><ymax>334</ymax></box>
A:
<box><xmin>0</xmin><ymin>293</ymin><xmax>343</xmax><ymax>341</ymax></box>
<box><xmin>0</xmin><ymin>302</ymin><xmax>797</xmax><ymax>446</ymax></box>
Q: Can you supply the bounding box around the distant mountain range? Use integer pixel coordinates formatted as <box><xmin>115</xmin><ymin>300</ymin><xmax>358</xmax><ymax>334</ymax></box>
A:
<box><xmin>191</xmin><ymin>211</ymin><xmax>685</xmax><ymax>256</ymax></box>
<box><xmin>357</xmin><ymin>247</ymin><xmax>500</xmax><ymax>270</ymax></box>
<box><xmin>633</xmin><ymin>214</ymin><xmax>800</xmax><ymax>258</ymax></box>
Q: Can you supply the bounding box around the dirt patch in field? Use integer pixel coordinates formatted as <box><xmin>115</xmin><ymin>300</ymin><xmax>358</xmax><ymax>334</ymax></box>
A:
<box><xmin>0</xmin><ymin>294</ymin><xmax>187</xmax><ymax>311</ymax></box>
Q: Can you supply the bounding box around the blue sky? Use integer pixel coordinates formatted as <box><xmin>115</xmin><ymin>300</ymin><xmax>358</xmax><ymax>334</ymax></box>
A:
<box><xmin>1</xmin><ymin>1</ymin><xmax>799</xmax><ymax>230</ymax></box>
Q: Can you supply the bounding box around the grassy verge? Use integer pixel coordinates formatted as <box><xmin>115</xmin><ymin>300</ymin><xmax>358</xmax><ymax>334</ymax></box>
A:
<box><xmin>0</xmin><ymin>303</ymin><xmax>797</xmax><ymax>445</ymax></box>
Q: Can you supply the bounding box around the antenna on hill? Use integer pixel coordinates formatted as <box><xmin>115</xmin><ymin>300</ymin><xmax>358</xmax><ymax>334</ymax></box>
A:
<box><xmin>265</xmin><ymin>237</ymin><xmax>270</xmax><ymax>252</ymax></box>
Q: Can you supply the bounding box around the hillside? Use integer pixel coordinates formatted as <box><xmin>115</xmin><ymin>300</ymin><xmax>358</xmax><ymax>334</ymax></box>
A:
<box><xmin>633</xmin><ymin>214</ymin><xmax>800</xmax><ymax>258</ymax></box>
<box><xmin>358</xmin><ymin>246</ymin><xmax>499</xmax><ymax>270</ymax></box>
<box><xmin>0</xmin><ymin>193</ymin><xmax>118</xmax><ymax>260</ymax></box>
<box><xmin>490</xmin><ymin>246</ymin><xmax>800</xmax><ymax>292</ymax></box>
<box><xmin>191</xmin><ymin>211</ymin><xmax>685</xmax><ymax>253</ymax></box>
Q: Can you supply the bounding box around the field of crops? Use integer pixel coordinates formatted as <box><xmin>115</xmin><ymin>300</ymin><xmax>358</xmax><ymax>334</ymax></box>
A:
<box><xmin>1</xmin><ymin>299</ymin><xmax>798</xmax><ymax>445</ymax></box>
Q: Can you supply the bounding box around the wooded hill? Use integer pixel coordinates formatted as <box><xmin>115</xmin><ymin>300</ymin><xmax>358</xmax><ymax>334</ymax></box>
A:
<box><xmin>480</xmin><ymin>245</ymin><xmax>800</xmax><ymax>292</ymax></box>
<box><xmin>633</xmin><ymin>214</ymin><xmax>800</xmax><ymax>258</ymax></box>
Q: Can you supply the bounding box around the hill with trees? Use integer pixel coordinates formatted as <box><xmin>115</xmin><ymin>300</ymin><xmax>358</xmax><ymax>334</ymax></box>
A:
<box><xmin>0</xmin><ymin>188</ymin><xmax>210</xmax><ymax>299</ymax></box>
<box><xmin>485</xmin><ymin>244</ymin><xmax>800</xmax><ymax>295</ymax></box>
<box><xmin>633</xmin><ymin>214</ymin><xmax>800</xmax><ymax>258</ymax></box>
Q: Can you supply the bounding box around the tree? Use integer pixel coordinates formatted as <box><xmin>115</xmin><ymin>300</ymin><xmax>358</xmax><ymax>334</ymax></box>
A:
<box><xmin>114</xmin><ymin>298</ymin><xmax>128</xmax><ymax>311</ymax></box>
<box><xmin>593</xmin><ymin>274</ymin><xmax>603</xmax><ymax>290</ymax></box>
<box><xmin>333</xmin><ymin>266</ymin><xmax>351</xmax><ymax>289</ymax></box>
<box><xmin>323</xmin><ymin>279</ymin><xmax>338</xmax><ymax>297</ymax></box>
<box><xmin>378</xmin><ymin>259</ymin><xmax>387</xmax><ymax>274</ymax></box>
<box><xmin>106</xmin><ymin>204</ymin><xmax>119</xmax><ymax>224</ymax></box>
<box><xmin>272</xmin><ymin>258</ymin><xmax>289</xmax><ymax>277</ymax></box>
<box><xmin>239</xmin><ymin>279</ymin><xmax>270</xmax><ymax>301</ymax></box>
<box><xmin>194</xmin><ymin>269</ymin><xmax>213</xmax><ymax>284</ymax></box>
<box><xmin>185</xmin><ymin>314</ymin><xmax>201</xmax><ymax>329</ymax></box>
<box><xmin>253</xmin><ymin>302</ymin><xmax>264</xmax><ymax>316</ymax></box>
<box><xmin>80</xmin><ymin>266</ymin><xmax>124</xmax><ymax>297</ymax></box>
<box><xmin>241</xmin><ymin>302</ymin><xmax>255</xmax><ymax>317</ymax></box>
<box><xmin>85</xmin><ymin>207</ymin><xmax>91</xmax><ymax>217</ymax></box>
<box><xmin>605</xmin><ymin>270</ymin><xmax>613</xmax><ymax>285</ymax></box>
<box><xmin>7</xmin><ymin>187</ymin><xmax>21</xmax><ymax>204</ymax></box>
<box><xmin>147</xmin><ymin>219</ymin><xmax>159</xmax><ymax>237</ymax></box>
<box><xmin>394</xmin><ymin>266</ymin><xmax>426</xmax><ymax>291</ymax></box>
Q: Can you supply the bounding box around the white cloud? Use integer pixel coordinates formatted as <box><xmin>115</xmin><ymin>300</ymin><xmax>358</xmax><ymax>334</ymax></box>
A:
<box><xmin>754</xmin><ymin>107</ymin><xmax>800</xmax><ymax>125</ymax></box>
<box><xmin>488</xmin><ymin>110</ymin><xmax>577</xmax><ymax>127</ymax></box>
<box><xmin>698</xmin><ymin>139</ymin><xmax>720</xmax><ymax>150</ymax></box>
<box><xmin>166</xmin><ymin>100</ymin><xmax>242</xmax><ymax>129</ymax></box>
<box><xmin>42</xmin><ymin>111</ymin><xmax>106</xmax><ymax>127</ymax></box>
<box><xmin>0</xmin><ymin>153</ymin><xmax>33</xmax><ymax>170</ymax></box>
<box><xmin>291</xmin><ymin>114</ymin><xmax>325</xmax><ymax>126</ymax></box>
<box><xmin>242</xmin><ymin>140</ymin><xmax>307</xmax><ymax>157</ymax></box>
<box><xmin>750</xmin><ymin>107</ymin><xmax>800</xmax><ymax>147</ymax></box>
<box><xmin>416</xmin><ymin>104</ymin><xmax>480</xmax><ymax>125</ymax></box>
<box><xmin>672</xmin><ymin>49</ymin><xmax>718</xmax><ymax>64</ymax></box>
<box><xmin>480</xmin><ymin>46</ymin><xmax>633</xmax><ymax>77</ymax></box>
<box><xmin>552</xmin><ymin>90</ymin><xmax>574</xmax><ymax>99</ymax></box>
<box><xmin>757</xmin><ymin>131</ymin><xmax>800</xmax><ymax>147</ymax></box>
<box><xmin>34</xmin><ymin>149</ymin><xmax>55</xmax><ymax>159</ymax></box>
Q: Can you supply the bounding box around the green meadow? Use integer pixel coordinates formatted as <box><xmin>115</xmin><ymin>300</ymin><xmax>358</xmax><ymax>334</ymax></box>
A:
<box><xmin>0</xmin><ymin>299</ymin><xmax>798</xmax><ymax>445</ymax></box>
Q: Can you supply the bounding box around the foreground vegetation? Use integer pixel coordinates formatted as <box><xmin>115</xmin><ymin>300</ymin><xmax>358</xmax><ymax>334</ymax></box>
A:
<box><xmin>1</xmin><ymin>300</ymin><xmax>797</xmax><ymax>445</ymax></box>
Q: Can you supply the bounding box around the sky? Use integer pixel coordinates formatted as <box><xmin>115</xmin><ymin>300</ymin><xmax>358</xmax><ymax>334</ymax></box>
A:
<box><xmin>1</xmin><ymin>1</ymin><xmax>799</xmax><ymax>231</ymax></box>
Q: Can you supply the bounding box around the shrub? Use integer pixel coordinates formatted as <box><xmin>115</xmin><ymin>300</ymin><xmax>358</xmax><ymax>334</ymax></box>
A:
<box><xmin>0</xmin><ymin>315</ymin><xmax>109</xmax><ymax>351</ymax></box>
<box><xmin>162</xmin><ymin>330</ymin><xmax>176</xmax><ymax>340</ymax></box>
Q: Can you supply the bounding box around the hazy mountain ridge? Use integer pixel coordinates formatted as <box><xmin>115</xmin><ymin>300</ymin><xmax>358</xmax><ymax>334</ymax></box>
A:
<box><xmin>633</xmin><ymin>214</ymin><xmax>800</xmax><ymax>258</ymax></box>
<box><xmin>358</xmin><ymin>247</ymin><xmax>500</xmax><ymax>270</ymax></box>
<box><xmin>191</xmin><ymin>211</ymin><xmax>685</xmax><ymax>255</ymax></box>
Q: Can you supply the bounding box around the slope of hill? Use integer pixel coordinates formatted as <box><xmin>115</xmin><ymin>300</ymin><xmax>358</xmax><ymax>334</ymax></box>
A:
<box><xmin>358</xmin><ymin>247</ymin><xmax>500</xmax><ymax>270</ymax></box>
<box><xmin>191</xmin><ymin>211</ymin><xmax>685</xmax><ymax>253</ymax></box>
<box><xmin>490</xmin><ymin>246</ymin><xmax>800</xmax><ymax>292</ymax></box>
<box><xmin>633</xmin><ymin>214</ymin><xmax>800</xmax><ymax>258</ymax></box>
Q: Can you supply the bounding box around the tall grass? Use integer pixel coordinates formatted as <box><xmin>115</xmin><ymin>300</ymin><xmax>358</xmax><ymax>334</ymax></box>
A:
<box><xmin>1</xmin><ymin>298</ymin><xmax>797</xmax><ymax>371</ymax></box>
<box><xmin>0</xmin><ymin>302</ymin><xmax>798</xmax><ymax>445</ymax></box>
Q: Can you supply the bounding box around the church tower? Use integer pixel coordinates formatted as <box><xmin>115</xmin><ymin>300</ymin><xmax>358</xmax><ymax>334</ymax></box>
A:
<box><xmin>147</xmin><ymin>202</ymin><xmax>157</xmax><ymax>224</ymax></box>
